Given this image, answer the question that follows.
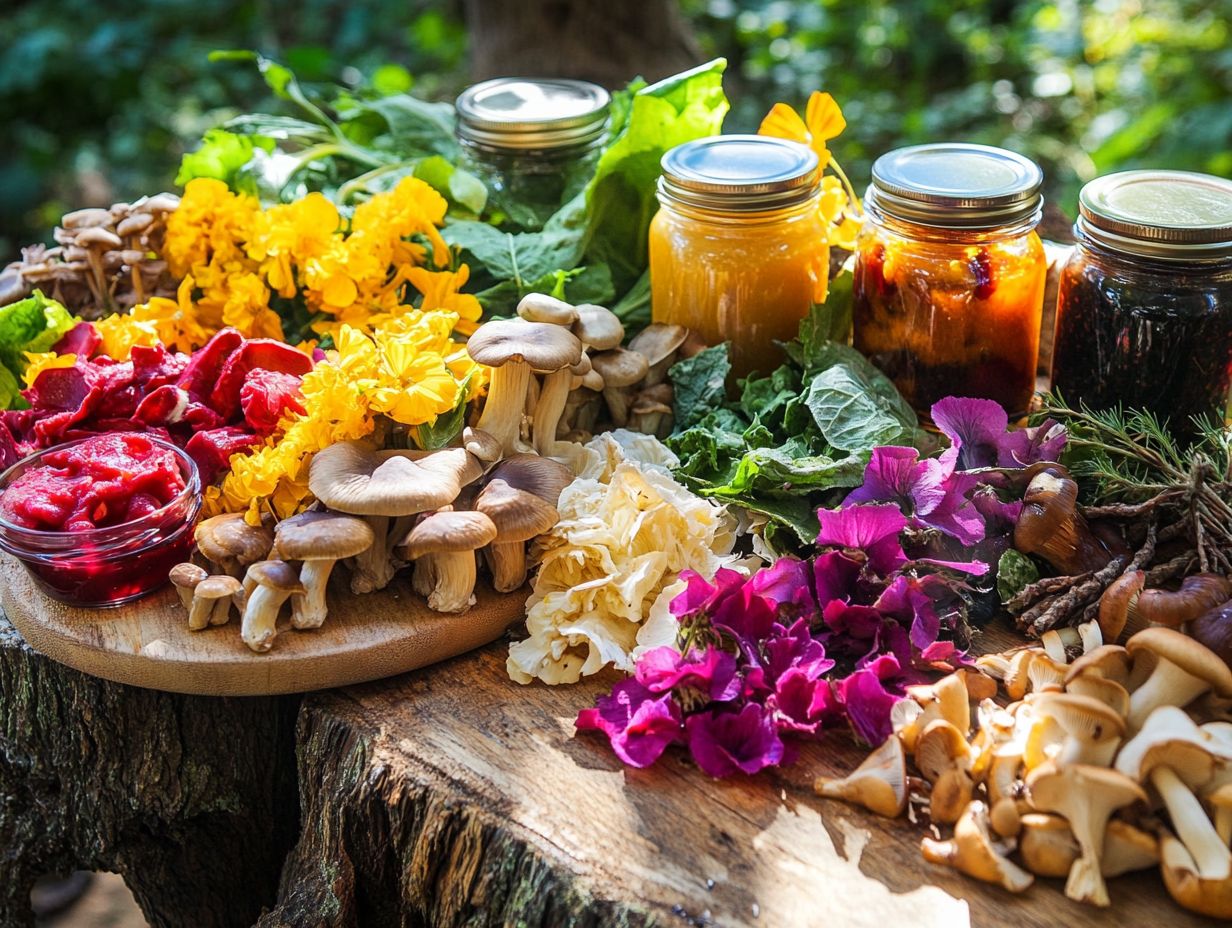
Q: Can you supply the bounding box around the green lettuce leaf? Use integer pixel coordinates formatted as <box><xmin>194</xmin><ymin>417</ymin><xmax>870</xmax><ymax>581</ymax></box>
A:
<box><xmin>0</xmin><ymin>290</ymin><xmax>77</xmax><ymax>409</ymax></box>
<box><xmin>176</xmin><ymin>129</ymin><xmax>277</xmax><ymax>197</ymax></box>
<box><xmin>583</xmin><ymin>59</ymin><xmax>729</xmax><ymax>292</ymax></box>
<box><xmin>804</xmin><ymin>363</ymin><xmax>916</xmax><ymax>452</ymax></box>
<box><xmin>669</xmin><ymin>343</ymin><xmax>731</xmax><ymax>431</ymax></box>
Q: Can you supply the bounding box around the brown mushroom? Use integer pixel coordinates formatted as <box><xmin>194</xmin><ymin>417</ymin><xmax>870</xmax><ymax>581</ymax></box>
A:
<box><xmin>1192</xmin><ymin>601</ymin><xmax>1232</xmax><ymax>667</ymax></box>
<box><xmin>813</xmin><ymin>736</ymin><xmax>908</xmax><ymax>818</ymax></box>
<box><xmin>915</xmin><ymin>720</ymin><xmax>974</xmax><ymax>825</ymax></box>
<box><xmin>195</xmin><ymin>512</ymin><xmax>275</xmax><ymax>578</ymax></box>
<box><xmin>272</xmin><ymin>510</ymin><xmax>375</xmax><ymax>629</ymax></box>
<box><xmin>517</xmin><ymin>292</ymin><xmax>578</xmax><ymax>325</ymax></box>
<box><xmin>169</xmin><ymin>562</ymin><xmax>208</xmax><ymax>610</ymax></box>
<box><xmin>571</xmin><ymin>304</ymin><xmax>624</xmax><ymax>351</ymax></box>
<box><xmin>1014</xmin><ymin>468</ymin><xmax>1113</xmax><ymax>574</ymax></box>
<box><xmin>1125</xmin><ymin>628</ymin><xmax>1232</xmax><ymax>731</ymax></box>
<box><xmin>627</xmin><ymin>383</ymin><xmax>675</xmax><ymax>438</ymax></box>
<box><xmin>1135</xmin><ymin>574</ymin><xmax>1232</xmax><ymax>629</ymax></box>
<box><xmin>240</xmin><ymin>560</ymin><xmax>303</xmax><ymax>653</ymax></box>
<box><xmin>473</xmin><ymin>479</ymin><xmax>559</xmax><ymax>593</ymax></box>
<box><xmin>399</xmin><ymin>509</ymin><xmax>498</xmax><ymax>613</ymax></box>
<box><xmin>188</xmin><ymin>575</ymin><xmax>242</xmax><ymax>630</ymax></box>
<box><xmin>920</xmin><ymin>800</ymin><xmax>1034</xmax><ymax>893</ymax></box>
<box><xmin>592</xmin><ymin>348</ymin><xmax>651</xmax><ymax>427</ymax></box>
<box><xmin>627</xmin><ymin>323</ymin><xmax>687</xmax><ymax>386</ymax></box>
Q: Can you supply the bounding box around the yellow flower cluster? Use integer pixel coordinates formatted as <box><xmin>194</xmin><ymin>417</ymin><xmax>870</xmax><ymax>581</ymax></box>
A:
<box><xmin>205</xmin><ymin>307</ymin><xmax>484</xmax><ymax>522</ymax></box>
<box><xmin>93</xmin><ymin>174</ymin><xmax>481</xmax><ymax>356</ymax></box>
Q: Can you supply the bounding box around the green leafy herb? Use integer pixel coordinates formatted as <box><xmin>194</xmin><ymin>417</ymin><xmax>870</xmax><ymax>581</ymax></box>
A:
<box><xmin>0</xmin><ymin>290</ymin><xmax>77</xmax><ymax>408</ymax></box>
<box><xmin>670</xmin><ymin>344</ymin><xmax>731</xmax><ymax>431</ymax></box>
<box><xmin>996</xmin><ymin>549</ymin><xmax>1040</xmax><ymax>604</ymax></box>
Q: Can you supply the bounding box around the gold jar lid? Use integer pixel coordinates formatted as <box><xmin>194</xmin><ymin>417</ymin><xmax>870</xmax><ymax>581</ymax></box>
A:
<box><xmin>658</xmin><ymin>135</ymin><xmax>820</xmax><ymax>212</ymax></box>
<box><xmin>455</xmin><ymin>78</ymin><xmax>610</xmax><ymax>152</ymax></box>
<box><xmin>1078</xmin><ymin>170</ymin><xmax>1232</xmax><ymax>260</ymax></box>
<box><xmin>867</xmin><ymin>143</ymin><xmax>1043</xmax><ymax>229</ymax></box>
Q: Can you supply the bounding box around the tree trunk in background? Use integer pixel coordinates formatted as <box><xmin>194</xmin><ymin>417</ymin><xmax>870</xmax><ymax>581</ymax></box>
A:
<box><xmin>463</xmin><ymin>0</ymin><xmax>700</xmax><ymax>87</ymax></box>
<box><xmin>0</xmin><ymin>613</ymin><xmax>301</xmax><ymax>928</ymax></box>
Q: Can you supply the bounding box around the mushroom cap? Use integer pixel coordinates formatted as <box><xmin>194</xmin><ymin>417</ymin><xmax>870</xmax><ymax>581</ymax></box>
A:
<box><xmin>1116</xmin><ymin>708</ymin><xmax>1219</xmax><ymax>790</ymax></box>
<box><xmin>466</xmin><ymin>319</ymin><xmax>582</xmax><ymax>373</ymax></box>
<box><xmin>1063</xmin><ymin>674</ymin><xmax>1130</xmax><ymax>719</ymax></box>
<box><xmin>571</xmin><ymin>353</ymin><xmax>592</xmax><ymax>376</ymax></box>
<box><xmin>169</xmin><ymin>562</ymin><xmax>208</xmax><ymax>589</ymax></box>
<box><xmin>1027</xmin><ymin>651</ymin><xmax>1067</xmax><ymax>692</ymax></box>
<box><xmin>1191</xmin><ymin>603</ymin><xmax>1232</xmax><ymax>667</ymax></box>
<box><xmin>308</xmin><ymin>442</ymin><xmax>473</xmax><ymax>517</ymax></box>
<box><xmin>195</xmin><ymin>512</ymin><xmax>275</xmax><ymax>567</ymax></box>
<box><xmin>1099</xmin><ymin>569</ymin><xmax>1145</xmax><ymax>642</ymax></box>
<box><xmin>631</xmin><ymin>383</ymin><xmax>674</xmax><ymax>415</ymax></box>
<box><xmin>73</xmin><ymin>226</ymin><xmax>124</xmax><ymax>249</ymax></box>
<box><xmin>627</xmin><ymin>323</ymin><xmax>687</xmax><ymax>365</ymax></box>
<box><xmin>244</xmin><ymin>560</ymin><xmax>304</xmax><ymax>593</ymax></box>
<box><xmin>813</xmin><ymin>736</ymin><xmax>907</xmax><ymax>818</ymax></box>
<box><xmin>1032</xmin><ymin>690</ymin><xmax>1125</xmax><ymax>743</ymax></box>
<box><xmin>1003</xmin><ymin>648</ymin><xmax>1039</xmax><ymax>699</ymax></box>
<box><xmin>486</xmin><ymin>453</ymin><xmax>575</xmax><ymax>506</ymax></box>
<box><xmin>1064</xmin><ymin>644</ymin><xmax>1132</xmax><ymax>688</ymax></box>
<box><xmin>197</xmin><ymin>575</ymin><xmax>243</xmax><ymax>599</ymax></box>
<box><xmin>1160</xmin><ymin>832</ymin><xmax>1232</xmax><ymax>918</ymax></box>
<box><xmin>1127</xmin><ymin>627</ymin><xmax>1232</xmax><ymax>697</ymax></box>
<box><xmin>401</xmin><ymin>510</ymin><xmax>498</xmax><ymax>559</ymax></box>
<box><xmin>571</xmin><ymin>304</ymin><xmax>624</xmax><ymax>351</ymax></box>
<box><xmin>517</xmin><ymin>293</ymin><xmax>577</xmax><ymax>325</ymax></box>
<box><xmin>462</xmin><ymin>426</ymin><xmax>502</xmax><ymax>464</ymax></box>
<box><xmin>474</xmin><ymin>479</ymin><xmax>559</xmax><ymax>543</ymax></box>
<box><xmin>591</xmin><ymin>348</ymin><xmax>650</xmax><ymax>388</ymax></box>
<box><xmin>273</xmin><ymin>510</ymin><xmax>375</xmax><ymax>561</ymax></box>
<box><xmin>1027</xmin><ymin>761</ymin><xmax>1147</xmax><ymax>815</ymax></box>
<box><xmin>61</xmin><ymin>207</ymin><xmax>113</xmax><ymax>229</ymax></box>
<box><xmin>914</xmin><ymin>719</ymin><xmax>971</xmax><ymax>782</ymax></box>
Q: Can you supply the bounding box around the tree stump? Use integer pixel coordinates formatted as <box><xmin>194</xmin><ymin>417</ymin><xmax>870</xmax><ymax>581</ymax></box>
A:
<box><xmin>0</xmin><ymin>610</ymin><xmax>301</xmax><ymax>928</ymax></box>
<box><xmin>258</xmin><ymin>643</ymin><xmax>1202</xmax><ymax>928</ymax></box>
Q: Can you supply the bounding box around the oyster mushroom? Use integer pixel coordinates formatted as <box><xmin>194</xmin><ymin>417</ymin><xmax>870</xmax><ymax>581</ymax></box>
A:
<box><xmin>474</xmin><ymin>478</ymin><xmax>560</xmax><ymax>593</ymax></box>
<box><xmin>592</xmin><ymin>348</ymin><xmax>650</xmax><ymax>427</ymax></box>
<box><xmin>517</xmin><ymin>292</ymin><xmax>578</xmax><ymax>325</ymax></box>
<box><xmin>627</xmin><ymin>383</ymin><xmax>675</xmax><ymax>438</ymax></box>
<box><xmin>1161</xmin><ymin>831</ymin><xmax>1232</xmax><ymax>918</ymax></box>
<box><xmin>272</xmin><ymin>510</ymin><xmax>375</xmax><ymax>629</ymax></box>
<box><xmin>1018</xmin><ymin>814</ymin><xmax>1159</xmax><ymax>878</ymax></box>
<box><xmin>240</xmin><ymin>560</ymin><xmax>303</xmax><ymax>653</ymax></box>
<box><xmin>813</xmin><ymin>736</ymin><xmax>908</xmax><ymax>817</ymax></box>
<box><xmin>188</xmin><ymin>575</ymin><xmax>242</xmax><ymax>630</ymax></box>
<box><xmin>467</xmin><ymin>319</ymin><xmax>582</xmax><ymax>456</ymax></box>
<box><xmin>1125</xmin><ymin>628</ymin><xmax>1232</xmax><ymax>731</ymax></box>
<box><xmin>1025</xmin><ymin>761</ymin><xmax>1147</xmax><ymax>906</ymax></box>
<box><xmin>308</xmin><ymin>441</ymin><xmax>481</xmax><ymax>593</ymax></box>
<box><xmin>920</xmin><ymin>800</ymin><xmax>1034</xmax><ymax>893</ymax></box>
<box><xmin>915</xmin><ymin>720</ymin><xmax>974</xmax><ymax>825</ymax></box>
<box><xmin>1014</xmin><ymin>468</ymin><xmax>1112</xmax><ymax>574</ymax></box>
<box><xmin>627</xmin><ymin>323</ymin><xmax>688</xmax><ymax>386</ymax></box>
<box><xmin>571</xmin><ymin>303</ymin><xmax>624</xmax><ymax>351</ymax></box>
<box><xmin>195</xmin><ymin>512</ymin><xmax>275</xmax><ymax>578</ymax></box>
<box><xmin>399</xmin><ymin>509</ymin><xmax>498</xmax><ymax>613</ymax></box>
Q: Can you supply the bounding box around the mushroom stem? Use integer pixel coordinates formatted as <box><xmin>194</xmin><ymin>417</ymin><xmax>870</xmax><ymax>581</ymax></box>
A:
<box><xmin>210</xmin><ymin>597</ymin><xmax>234</xmax><ymax>626</ymax></box>
<box><xmin>187</xmin><ymin>597</ymin><xmax>215</xmax><ymax>631</ymax></box>
<box><xmin>533</xmin><ymin>368</ymin><xmax>573</xmax><ymax>456</ymax></box>
<box><xmin>1152</xmin><ymin>765</ymin><xmax>1232</xmax><ymax>880</ymax></box>
<box><xmin>476</xmin><ymin>361</ymin><xmax>531</xmax><ymax>456</ymax></box>
<box><xmin>1129</xmin><ymin>660</ymin><xmax>1215</xmax><ymax>732</ymax></box>
<box><xmin>292</xmin><ymin>558</ymin><xmax>338</xmax><ymax>629</ymax></box>
<box><xmin>348</xmin><ymin>516</ymin><xmax>397</xmax><ymax>594</ymax></box>
<box><xmin>242</xmin><ymin>585</ymin><xmax>293</xmax><ymax>653</ymax></box>
<box><xmin>412</xmin><ymin>551</ymin><xmax>478</xmax><ymax>614</ymax></box>
<box><xmin>487</xmin><ymin>541</ymin><xmax>529</xmax><ymax>593</ymax></box>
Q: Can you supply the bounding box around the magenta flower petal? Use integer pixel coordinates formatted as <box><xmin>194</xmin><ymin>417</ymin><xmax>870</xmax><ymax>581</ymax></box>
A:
<box><xmin>836</xmin><ymin>653</ymin><xmax>903</xmax><ymax>745</ymax></box>
<box><xmin>670</xmin><ymin>567</ymin><xmax>746</xmax><ymax>619</ymax></box>
<box><xmin>999</xmin><ymin>418</ymin><xmax>1067</xmax><ymax>467</ymax></box>
<box><xmin>817</xmin><ymin>503</ymin><xmax>908</xmax><ymax>575</ymax></box>
<box><xmin>844</xmin><ymin>446</ymin><xmax>948</xmax><ymax>514</ymax></box>
<box><xmin>749</xmin><ymin>556</ymin><xmax>816</xmax><ymax>612</ymax></box>
<box><xmin>712</xmin><ymin>582</ymin><xmax>778</xmax><ymax>644</ymax></box>
<box><xmin>769</xmin><ymin>666</ymin><xmax>832</xmax><ymax>735</ymax></box>
<box><xmin>685</xmin><ymin>704</ymin><xmax>786</xmax><ymax>777</ymax></box>
<box><xmin>915</xmin><ymin>557</ymin><xmax>990</xmax><ymax>575</ymax></box>
<box><xmin>813</xmin><ymin>550</ymin><xmax>862</xmax><ymax>607</ymax></box>
<box><xmin>635</xmin><ymin>646</ymin><xmax>741</xmax><ymax>702</ymax></box>
<box><xmin>576</xmin><ymin>678</ymin><xmax>683</xmax><ymax>768</ymax></box>
<box><xmin>875</xmin><ymin>574</ymin><xmax>944</xmax><ymax>651</ymax></box>
<box><xmin>931</xmin><ymin>396</ymin><xmax>1009</xmax><ymax>470</ymax></box>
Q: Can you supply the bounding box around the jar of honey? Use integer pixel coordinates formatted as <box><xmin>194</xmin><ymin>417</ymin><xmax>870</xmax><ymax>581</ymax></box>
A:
<box><xmin>1051</xmin><ymin>170</ymin><xmax>1232</xmax><ymax>437</ymax></box>
<box><xmin>649</xmin><ymin>135</ymin><xmax>829</xmax><ymax>377</ymax></box>
<box><xmin>455</xmin><ymin>78</ymin><xmax>610</xmax><ymax>231</ymax></box>
<box><xmin>852</xmin><ymin>143</ymin><xmax>1047</xmax><ymax>420</ymax></box>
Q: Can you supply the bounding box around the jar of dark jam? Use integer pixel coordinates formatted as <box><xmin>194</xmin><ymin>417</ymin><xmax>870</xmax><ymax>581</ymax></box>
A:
<box><xmin>853</xmin><ymin>143</ymin><xmax>1047</xmax><ymax>421</ymax></box>
<box><xmin>1051</xmin><ymin>170</ymin><xmax>1232</xmax><ymax>436</ymax></box>
<box><xmin>455</xmin><ymin>78</ymin><xmax>610</xmax><ymax>231</ymax></box>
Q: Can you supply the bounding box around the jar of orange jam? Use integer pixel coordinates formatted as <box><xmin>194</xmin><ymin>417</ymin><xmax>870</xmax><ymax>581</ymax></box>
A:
<box><xmin>649</xmin><ymin>136</ymin><xmax>829</xmax><ymax>376</ymax></box>
<box><xmin>853</xmin><ymin>143</ymin><xmax>1047</xmax><ymax>420</ymax></box>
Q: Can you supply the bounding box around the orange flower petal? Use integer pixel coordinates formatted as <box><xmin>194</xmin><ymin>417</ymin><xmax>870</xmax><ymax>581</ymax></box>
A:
<box><xmin>758</xmin><ymin>103</ymin><xmax>810</xmax><ymax>146</ymax></box>
<box><xmin>805</xmin><ymin>92</ymin><xmax>846</xmax><ymax>143</ymax></box>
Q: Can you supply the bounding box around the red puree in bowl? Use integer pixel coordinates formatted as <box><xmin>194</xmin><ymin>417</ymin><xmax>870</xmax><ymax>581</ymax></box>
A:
<box><xmin>0</xmin><ymin>434</ymin><xmax>187</xmax><ymax>531</ymax></box>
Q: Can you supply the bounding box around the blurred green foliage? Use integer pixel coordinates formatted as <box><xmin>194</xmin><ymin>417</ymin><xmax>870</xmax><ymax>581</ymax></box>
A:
<box><xmin>2</xmin><ymin>0</ymin><xmax>1229</xmax><ymax>255</ymax></box>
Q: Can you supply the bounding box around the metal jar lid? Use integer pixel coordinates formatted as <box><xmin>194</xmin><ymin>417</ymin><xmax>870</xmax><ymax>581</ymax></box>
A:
<box><xmin>867</xmin><ymin>143</ymin><xmax>1044</xmax><ymax>229</ymax></box>
<box><xmin>1078</xmin><ymin>170</ymin><xmax>1232</xmax><ymax>260</ymax></box>
<box><xmin>658</xmin><ymin>135</ymin><xmax>820</xmax><ymax>212</ymax></box>
<box><xmin>455</xmin><ymin>78</ymin><xmax>611</xmax><ymax>152</ymax></box>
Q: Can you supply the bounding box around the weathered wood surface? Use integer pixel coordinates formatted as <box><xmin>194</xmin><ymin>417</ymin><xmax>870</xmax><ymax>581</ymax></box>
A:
<box><xmin>260</xmin><ymin>638</ymin><xmax>1218</xmax><ymax>928</ymax></box>
<box><xmin>0</xmin><ymin>554</ymin><xmax>524</xmax><ymax>696</ymax></box>
<box><xmin>0</xmin><ymin>608</ymin><xmax>300</xmax><ymax>928</ymax></box>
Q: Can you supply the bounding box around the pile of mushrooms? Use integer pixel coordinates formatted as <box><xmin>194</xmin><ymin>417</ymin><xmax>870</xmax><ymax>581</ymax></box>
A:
<box><xmin>510</xmin><ymin>293</ymin><xmax>702</xmax><ymax>444</ymax></box>
<box><xmin>815</xmin><ymin>622</ymin><xmax>1232</xmax><ymax>917</ymax></box>
<box><xmin>0</xmin><ymin>194</ymin><xmax>181</xmax><ymax>314</ymax></box>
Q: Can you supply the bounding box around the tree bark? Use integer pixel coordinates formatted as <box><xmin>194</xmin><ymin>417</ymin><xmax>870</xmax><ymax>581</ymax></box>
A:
<box><xmin>0</xmin><ymin>611</ymin><xmax>301</xmax><ymax>928</ymax></box>
<box><xmin>464</xmin><ymin>0</ymin><xmax>701</xmax><ymax>88</ymax></box>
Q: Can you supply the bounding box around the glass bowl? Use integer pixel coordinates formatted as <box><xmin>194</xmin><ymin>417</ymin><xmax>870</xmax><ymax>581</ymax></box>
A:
<box><xmin>0</xmin><ymin>435</ymin><xmax>203</xmax><ymax>607</ymax></box>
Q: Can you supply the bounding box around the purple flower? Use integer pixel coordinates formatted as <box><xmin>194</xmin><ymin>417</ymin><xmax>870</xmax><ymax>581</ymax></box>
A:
<box><xmin>844</xmin><ymin>446</ymin><xmax>985</xmax><ymax>545</ymax></box>
<box><xmin>670</xmin><ymin>567</ymin><xmax>746</xmax><ymax>619</ymax></box>
<box><xmin>576</xmin><ymin>678</ymin><xmax>683</xmax><ymax>768</ymax></box>
<box><xmin>999</xmin><ymin>419</ymin><xmax>1067</xmax><ymax>468</ymax></box>
<box><xmin>874</xmin><ymin>574</ymin><xmax>948</xmax><ymax>652</ymax></box>
<box><xmin>931</xmin><ymin>396</ymin><xmax>1010</xmax><ymax>470</ymax></box>
<box><xmin>748</xmin><ymin>556</ymin><xmax>816</xmax><ymax>613</ymax></box>
<box><xmin>685</xmin><ymin>704</ymin><xmax>786</xmax><ymax>777</ymax></box>
<box><xmin>711</xmin><ymin>581</ymin><xmax>779</xmax><ymax>644</ymax></box>
<box><xmin>762</xmin><ymin>618</ymin><xmax>834</xmax><ymax>682</ymax></box>
<box><xmin>817</xmin><ymin>504</ymin><xmax>908</xmax><ymax>575</ymax></box>
<box><xmin>635</xmin><ymin>646</ymin><xmax>741</xmax><ymax>702</ymax></box>
<box><xmin>835</xmin><ymin>653</ymin><xmax>904</xmax><ymax>746</ymax></box>
<box><xmin>813</xmin><ymin>550</ymin><xmax>862</xmax><ymax>607</ymax></box>
<box><xmin>768</xmin><ymin>666</ymin><xmax>835</xmax><ymax>735</ymax></box>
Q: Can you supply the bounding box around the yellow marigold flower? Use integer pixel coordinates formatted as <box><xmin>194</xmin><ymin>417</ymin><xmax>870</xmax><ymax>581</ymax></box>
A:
<box><xmin>22</xmin><ymin>351</ymin><xmax>78</xmax><ymax>388</ymax></box>
<box><xmin>165</xmin><ymin>178</ymin><xmax>258</xmax><ymax>278</ymax></box>
<box><xmin>353</xmin><ymin>177</ymin><xmax>450</xmax><ymax>268</ymax></box>
<box><xmin>220</xmin><ymin>272</ymin><xmax>285</xmax><ymax>341</ymax></box>
<box><xmin>367</xmin><ymin>352</ymin><xmax>459</xmax><ymax>426</ymax></box>
<box><xmin>244</xmin><ymin>193</ymin><xmax>340</xmax><ymax>298</ymax></box>
<box><xmin>406</xmin><ymin>265</ymin><xmax>482</xmax><ymax>333</ymax></box>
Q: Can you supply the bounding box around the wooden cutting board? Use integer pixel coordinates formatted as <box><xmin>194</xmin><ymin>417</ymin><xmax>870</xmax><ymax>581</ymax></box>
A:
<box><xmin>0</xmin><ymin>554</ymin><xmax>525</xmax><ymax>696</ymax></box>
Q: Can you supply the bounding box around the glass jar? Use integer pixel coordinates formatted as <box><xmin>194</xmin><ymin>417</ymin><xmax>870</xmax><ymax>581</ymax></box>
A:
<box><xmin>853</xmin><ymin>143</ymin><xmax>1047</xmax><ymax>420</ymax></box>
<box><xmin>0</xmin><ymin>437</ymin><xmax>202</xmax><ymax>607</ymax></box>
<box><xmin>1051</xmin><ymin>170</ymin><xmax>1232</xmax><ymax>436</ymax></box>
<box><xmin>455</xmin><ymin>77</ymin><xmax>610</xmax><ymax>231</ymax></box>
<box><xmin>649</xmin><ymin>135</ymin><xmax>829</xmax><ymax>377</ymax></box>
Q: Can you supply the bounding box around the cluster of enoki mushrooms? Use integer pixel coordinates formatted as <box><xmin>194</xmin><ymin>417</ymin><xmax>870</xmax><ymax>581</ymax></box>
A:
<box><xmin>165</xmin><ymin>292</ymin><xmax>705</xmax><ymax>653</ymax></box>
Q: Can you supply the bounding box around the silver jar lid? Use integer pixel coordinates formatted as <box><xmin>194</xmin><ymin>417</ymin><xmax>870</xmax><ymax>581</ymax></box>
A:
<box><xmin>1078</xmin><ymin>170</ymin><xmax>1232</xmax><ymax>260</ymax></box>
<box><xmin>867</xmin><ymin>143</ymin><xmax>1043</xmax><ymax>229</ymax></box>
<box><xmin>455</xmin><ymin>78</ymin><xmax>610</xmax><ymax>152</ymax></box>
<box><xmin>658</xmin><ymin>136</ymin><xmax>820</xmax><ymax>212</ymax></box>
